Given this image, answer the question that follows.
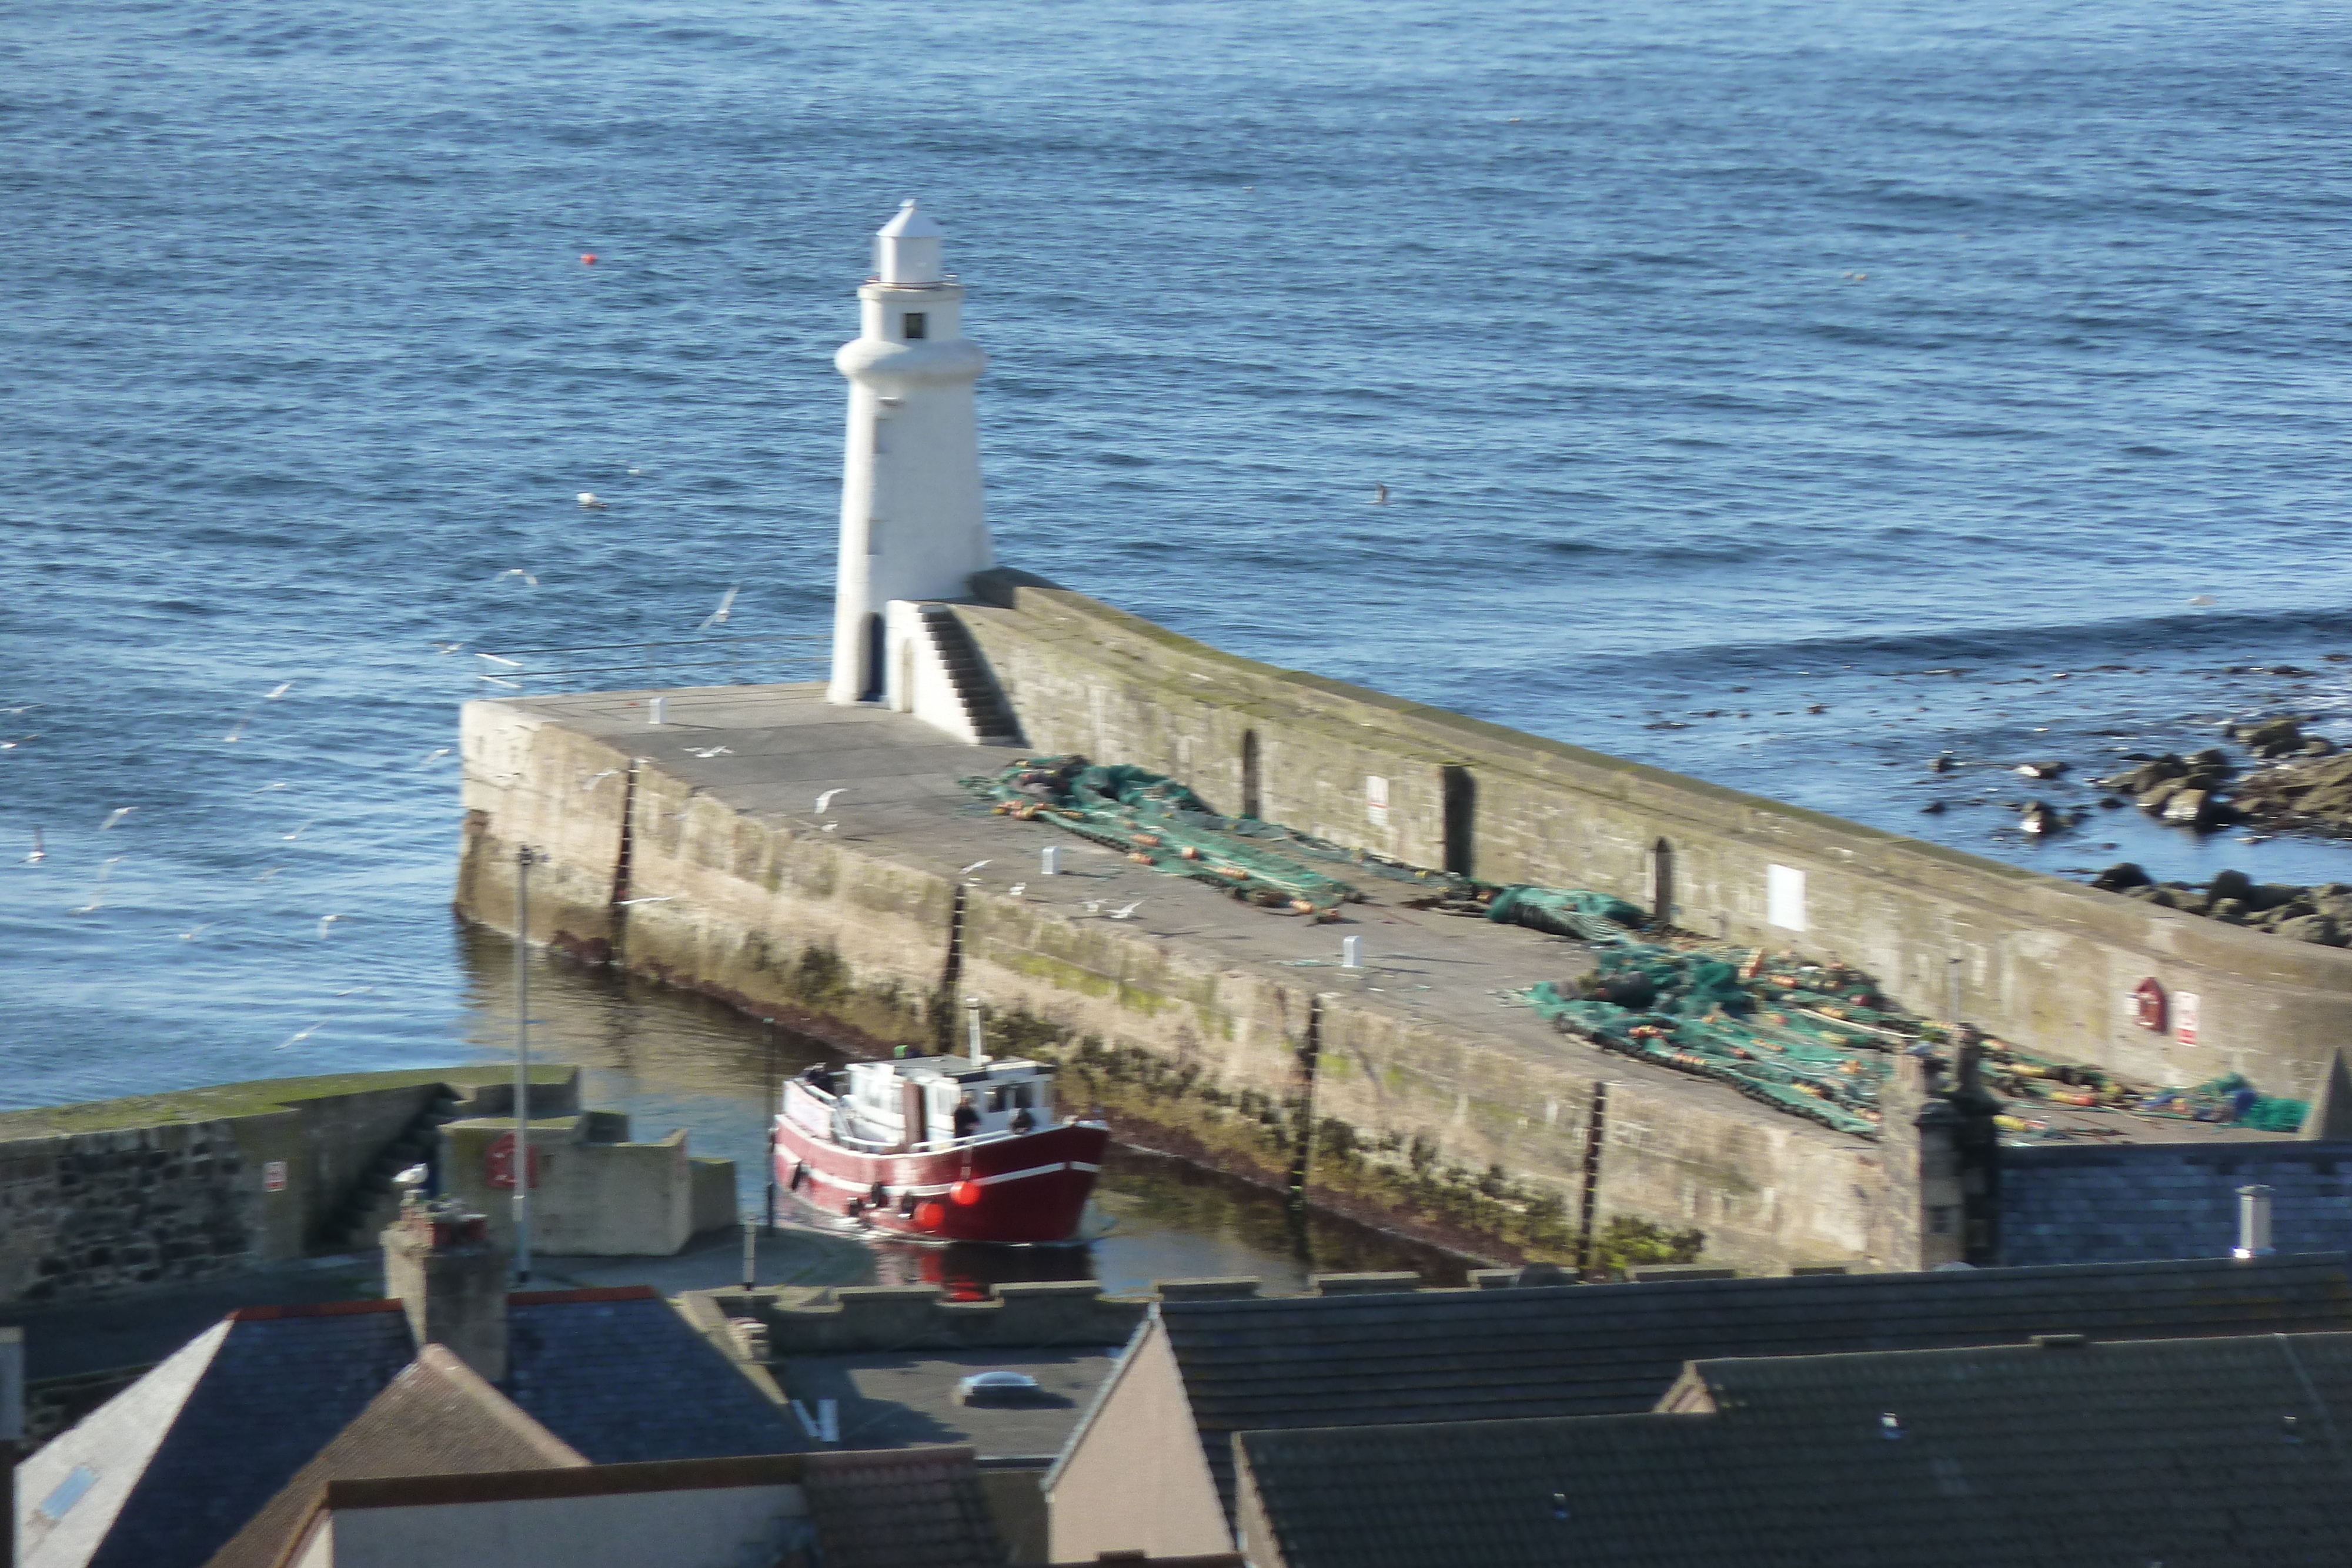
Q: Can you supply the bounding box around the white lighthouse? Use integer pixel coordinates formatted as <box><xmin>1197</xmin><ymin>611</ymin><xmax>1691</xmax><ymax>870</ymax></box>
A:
<box><xmin>827</xmin><ymin>200</ymin><xmax>994</xmax><ymax>706</ymax></box>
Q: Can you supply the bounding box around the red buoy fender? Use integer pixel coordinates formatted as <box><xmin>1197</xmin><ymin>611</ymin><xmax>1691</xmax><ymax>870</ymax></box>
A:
<box><xmin>950</xmin><ymin>1179</ymin><xmax>983</xmax><ymax>1206</ymax></box>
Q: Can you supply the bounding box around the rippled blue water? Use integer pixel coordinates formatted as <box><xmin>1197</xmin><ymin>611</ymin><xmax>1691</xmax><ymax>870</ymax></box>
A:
<box><xmin>8</xmin><ymin>0</ymin><xmax>2352</xmax><ymax>1125</ymax></box>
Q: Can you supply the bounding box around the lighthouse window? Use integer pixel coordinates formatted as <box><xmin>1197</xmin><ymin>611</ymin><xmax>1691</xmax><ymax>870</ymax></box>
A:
<box><xmin>902</xmin><ymin>312</ymin><xmax>927</xmax><ymax>340</ymax></box>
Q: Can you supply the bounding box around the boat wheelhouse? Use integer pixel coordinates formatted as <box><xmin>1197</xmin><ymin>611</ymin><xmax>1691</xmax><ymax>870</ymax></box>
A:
<box><xmin>773</xmin><ymin>1051</ymin><xmax>1107</xmax><ymax>1243</ymax></box>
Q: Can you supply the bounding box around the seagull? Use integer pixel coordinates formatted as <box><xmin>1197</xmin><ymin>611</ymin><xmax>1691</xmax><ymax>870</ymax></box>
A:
<box><xmin>1008</xmin><ymin>882</ymin><xmax>1025</xmax><ymax>897</ymax></box>
<box><xmin>255</xmin><ymin>865</ymin><xmax>283</xmax><ymax>881</ymax></box>
<box><xmin>263</xmin><ymin>681</ymin><xmax>293</xmax><ymax>701</ymax></box>
<box><xmin>252</xmin><ymin>781</ymin><xmax>289</xmax><ymax>794</ymax></box>
<box><xmin>1371</xmin><ymin>483</ymin><xmax>1389</xmax><ymax>504</ymax></box>
<box><xmin>496</xmin><ymin>569</ymin><xmax>539</xmax><ymax>587</ymax></box>
<box><xmin>283</xmin><ymin>820</ymin><xmax>313</xmax><ymax>841</ymax></box>
<box><xmin>577</xmin><ymin>492</ymin><xmax>608</xmax><ymax>509</ymax></box>
<box><xmin>1081</xmin><ymin>900</ymin><xmax>1104</xmax><ymax>917</ymax></box>
<box><xmin>580</xmin><ymin>770</ymin><xmax>619</xmax><ymax>790</ymax></box>
<box><xmin>102</xmin><ymin>807</ymin><xmax>135</xmax><ymax>830</ymax></box>
<box><xmin>419</xmin><ymin>747</ymin><xmax>452</xmax><ymax>765</ymax></box>
<box><xmin>814</xmin><ymin>788</ymin><xmax>845</xmax><ymax>814</ymax></box>
<box><xmin>616</xmin><ymin>895</ymin><xmax>676</xmax><ymax>906</ymax></box>
<box><xmin>684</xmin><ymin>744</ymin><xmax>733</xmax><ymax>759</ymax></box>
<box><xmin>277</xmin><ymin>1021</ymin><xmax>325</xmax><ymax>1049</ymax></box>
<box><xmin>224</xmin><ymin>713</ymin><xmax>252</xmax><ymax>742</ymax></box>
<box><xmin>72</xmin><ymin>856</ymin><xmax>124</xmax><ymax>914</ymax></box>
<box><xmin>393</xmin><ymin>1162</ymin><xmax>429</xmax><ymax>1189</ymax></box>
<box><xmin>318</xmin><ymin>914</ymin><xmax>342</xmax><ymax>938</ymax></box>
<box><xmin>334</xmin><ymin>985</ymin><xmax>377</xmax><ymax>997</ymax></box>
<box><xmin>24</xmin><ymin>827</ymin><xmax>44</xmax><ymax>864</ymax></box>
<box><xmin>2</xmin><ymin>733</ymin><xmax>41</xmax><ymax>750</ymax></box>
<box><xmin>958</xmin><ymin>860</ymin><xmax>990</xmax><ymax>876</ymax></box>
<box><xmin>432</xmin><ymin>641</ymin><xmax>467</xmax><ymax>656</ymax></box>
<box><xmin>1108</xmin><ymin>901</ymin><xmax>1144</xmax><ymax>920</ymax></box>
<box><xmin>1</xmin><ymin>703</ymin><xmax>40</xmax><ymax>716</ymax></box>
<box><xmin>821</xmin><ymin>823</ymin><xmax>840</xmax><ymax>834</ymax></box>
<box><xmin>699</xmin><ymin>585</ymin><xmax>740</xmax><ymax>631</ymax></box>
<box><xmin>179</xmin><ymin>923</ymin><xmax>214</xmax><ymax>941</ymax></box>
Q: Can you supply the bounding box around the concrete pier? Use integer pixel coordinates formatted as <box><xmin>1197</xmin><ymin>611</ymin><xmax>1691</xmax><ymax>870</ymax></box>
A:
<box><xmin>455</xmin><ymin>663</ymin><xmax>2299</xmax><ymax>1273</ymax></box>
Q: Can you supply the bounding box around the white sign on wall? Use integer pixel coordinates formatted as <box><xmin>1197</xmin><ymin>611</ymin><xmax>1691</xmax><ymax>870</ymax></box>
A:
<box><xmin>263</xmin><ymin>1160</ymin><xmax>288</xmax><ymax>1193</ymax></box>
<box><xmin>1366</xmin><ymin>775</ymin><xmax>1390</xmax><ymax>828</ymax></box>
<box><xmin>1766</xmin><ymin>864</ymin><xmax>1808</xmax><ymax>932</ymax></box>
<box><xmin>2176</xmin><ymin>992</ymin><xmax>2201</xmax><ymax>1046</ymax></box>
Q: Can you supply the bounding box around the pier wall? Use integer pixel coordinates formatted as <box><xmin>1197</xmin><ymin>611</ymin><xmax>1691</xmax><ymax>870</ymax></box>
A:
<box><xmin>0</xmin><ymin>1069</ymin><xmax>566</xmax><ymax>1306</ymax></box>
<box><xmin>456</xmin><ymin>703</ymin><xmax>1879</xmax><ymax>1271</ymax></box>
<box><xmin>956</xmin><ymin>569</ymin><xmax>2352</xmax><ymax>1100</ymax></box>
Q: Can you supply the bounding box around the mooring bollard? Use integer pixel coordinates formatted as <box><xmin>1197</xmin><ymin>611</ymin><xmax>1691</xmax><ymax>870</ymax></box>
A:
<box><xmin>1342</xmin><ymin>935</ymin><xmax>1363</xmax><ymax>969</ymax></box>
<box><xmin>741</xmin><ymin>1215</ymin><xmax>758</xmax><ymax>1289</ymax></box>
<box><xmin>1041</xmin><ymin>845</ymin><xmax>1060</xmax><ymax>876</ymax></box>
<box><xmin>649</xmin><ymin>696</ymin><xmax>667</xmax><ymax>726</ymax></box>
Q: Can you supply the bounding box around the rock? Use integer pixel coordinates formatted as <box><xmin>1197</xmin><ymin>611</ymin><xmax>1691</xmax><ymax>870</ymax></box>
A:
<box><xmin>2019</xmin><ymin>801</ymin><xmax>2065</xmax><ymax>836</ymax></box>
<box><xmin>2245</xmin><ymin>718</ymin><xmax>2307</xmax><ymax>758</ymax></box>
<box><xmin>2016</xmin><ymin>761</ymin><xmax>2068</xmax><ymax>780</ymax></box>
<box><xmin>2171</xmin><ymin>892</ymin><xmax>2212</xmax><ymax>917</ymax></box>
<box><xmin>2098</xmin><ymin>796</ymin><xmax>2126</xmax><ymax>809</ymax></box>
<box><xmin>2191</xmin><ymin>747</ymin><xmax>2234</xmax><ymax>772</ymax></box>
<box><xmin>2210</xmin><ymin>898</ymin><xmax>2249</xmax><ymax>923</ymax></box>
<box><xmin>1919</xmin><ymin>800</ymin><xmax>1948</xmax><ymax>814</ymax></box>
<box><xmin>2122</xmin><ymin>884</ymin><xmax>2160</xmax><ymax>901</ymax></box>
<box><xmin>2161</xmin><ymin>788</ymin><xmax>2215</xmax><ymax>826</ymax></box>
<box><xmin>2305</xmin><ymin>737</ymin><xmax>2338</xmax><ymax>757</ymax></box>
<box><xmin>2209</xmin><ymin>868</ymin><xmax>2254</xmax><ymax>902</ymax></box>
<box><xmin>2249</xmin><ymin>883</ymin><xmax>2306</xmax><ymax>912</ymax></box>
<box><xmin>2091</xmin><ymin>861</ymin><xmax>2151</xmax><ymax>892</ymax></box>
<box><xmin>1928</xmin><ymin>755</ymin><xmax>1955</xmax><ymax>773</ymax></box>
<box><xmin>2137</xmin><ymin>780</ymin><xmax>2185</xmax><ymax>813</ymax></box>
<box><xmin>2274</xmin><ymin>914</ymin><xmax>2347</xmax><ymax>947</ymax></box>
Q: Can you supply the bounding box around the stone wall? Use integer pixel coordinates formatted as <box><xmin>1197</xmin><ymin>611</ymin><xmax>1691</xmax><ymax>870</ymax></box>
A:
<box><xmin>0</xmin><ymin>1068</ymin><xmax>576</xmax><ymax>1307</ymax></box>
<box><xmin>955</xmin><ymin>569</ymin><xmax>2352</xmax><ymax>1102</ymax></box>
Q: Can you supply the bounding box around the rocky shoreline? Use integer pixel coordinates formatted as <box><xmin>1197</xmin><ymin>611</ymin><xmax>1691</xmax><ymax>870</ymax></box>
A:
<box><xmin>2092</xmin><ymin>717</ymin><xmax>2342</xmax><ymax>834</ymax></box>
<box><xmin>2089</xmin><ymin>862</ymin><xmax>2352</xmax><ymax>947</ymax></box>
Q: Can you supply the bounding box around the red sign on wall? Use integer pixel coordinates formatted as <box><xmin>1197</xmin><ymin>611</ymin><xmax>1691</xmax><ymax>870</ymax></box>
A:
<box><xmin>485</xmin><ymin>1132</ymin><xmax>543</xmax><ymax>1190</ymax></box>
<box><xmin>2133</xmin><ymin>978</ymin><xmax>2168</xmax><ymax>1035</ymax></box>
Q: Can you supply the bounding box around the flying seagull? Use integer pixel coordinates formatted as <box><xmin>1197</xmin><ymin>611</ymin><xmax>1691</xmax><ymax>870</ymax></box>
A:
<box><xmin>814</xmin><ymin>788</ymin><xmax>845</xmax><ymax>814</ymax></box>
<box><xmin>24</xmin><ymin>827</ymin><xmax>44</xmax><ymax>864</ymax></box>
<box><xmin>1108</xmin><ymin>901</ymin><xmax>1144</xmax><ymax>920</ymax></box>
<box><xmin>699</xmin><ymin>585</ymin><xmax>741</xmax><ymax>631</ymax></box>
<box><xmin>102</xmin><ymin>807</ymin><xmax>135</xmax><ymax>830</ymax></box>
<box><xmin>318</xmin><ymin>914</ymin><xmax>343</xmax><ymax>938</ymax></box>
<box><xmin>496</xmin><ymin>569</ymin><xmax>539</xmax><ymax>587</ymax></box>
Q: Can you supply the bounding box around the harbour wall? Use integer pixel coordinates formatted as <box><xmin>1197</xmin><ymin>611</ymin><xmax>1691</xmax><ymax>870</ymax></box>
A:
<box><xmin>956</xmin><ymin>569</ymin><xmax>2352</xmax><ymax>1101</ymax></box>
<box><xmin>456</xmin><ymin>696</ymin><xmax>1882</xmax><ymax>1272</ymax></box>
<box><xmin>0</xmin><ymin>1069</ymin><xmax>576</xmax><ymax>1306</ymax></box>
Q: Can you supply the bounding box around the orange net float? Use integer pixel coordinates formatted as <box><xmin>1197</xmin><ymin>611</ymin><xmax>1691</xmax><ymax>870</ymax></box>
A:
<box><xmin>914</xmin><ymin>1202</ymin><xmax>947</xmax><ymax>1229</ymax></box>
<box><xmin>950</xmin><ymin>1179</ymin><xmax>983</xmax><ymax>1206</ymax></box>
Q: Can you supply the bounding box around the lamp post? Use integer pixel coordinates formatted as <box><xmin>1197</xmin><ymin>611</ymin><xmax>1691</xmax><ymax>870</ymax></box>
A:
<box><xmin>514</xmin><ymin>844</ymin><xmax>540</xmax><ymax>1284</ymax></box>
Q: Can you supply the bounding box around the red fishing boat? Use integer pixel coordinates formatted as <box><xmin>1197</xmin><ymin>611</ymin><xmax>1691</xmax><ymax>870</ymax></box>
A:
<box><xmin>773</xmin><ymin>1049</ymin><xmax>1108</xmax><ymax>1243</ymax></box>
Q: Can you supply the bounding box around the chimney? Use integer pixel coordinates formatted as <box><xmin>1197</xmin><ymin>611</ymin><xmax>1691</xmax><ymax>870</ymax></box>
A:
<box><xmin>383</xmin><ymin>1193</ymin><xmax>509</xmax><ymax>1381</ymax></box>
<box><xmin>2234</xmin><ymin>1183</ymin><xmax>2275</xmax><ymax>1261</ymax></box>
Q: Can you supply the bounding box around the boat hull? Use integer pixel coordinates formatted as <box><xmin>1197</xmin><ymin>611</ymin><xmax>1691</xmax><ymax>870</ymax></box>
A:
<box><xmin>773</xmin><ymin>1088</ymin><xmax>1108</xmax><ymax>1243</ymax></box>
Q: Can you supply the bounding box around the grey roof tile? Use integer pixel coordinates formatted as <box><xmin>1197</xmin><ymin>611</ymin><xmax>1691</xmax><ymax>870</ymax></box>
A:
<box><xmin>2002</xmin><ymin>1143</ymin><xmax>2352</xmax><ymax>1266</ymax></box>
<box><xmin>1239</xmin><ymin>1331</ymin><xmax>2352</xmax><ymax>1568</ymax></box>
<box><xmin>1167</xmin><ymin>1253</ymin><xmax>2352</xmax><ymax>1523</ymax></box>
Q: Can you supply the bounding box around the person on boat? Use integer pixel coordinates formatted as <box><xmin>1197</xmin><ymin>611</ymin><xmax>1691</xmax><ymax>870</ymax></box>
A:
<box><xmin>1011</xmin><ymin>1105</ymin><xmax>1037</xmax><ymax>1134</ymax></box>
<box><xmin>952</xmin><ymin>1094</ymin><xmax>980</xmax><ymax>1141</ymax></box>
<box><xmin>894</xmin><ymin>1042</ymin><xmax>927</xmax><ymax>1059</ymax></box>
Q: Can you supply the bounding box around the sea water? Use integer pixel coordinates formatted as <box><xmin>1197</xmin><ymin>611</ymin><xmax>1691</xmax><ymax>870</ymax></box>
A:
<box><xmin>6</xmin><ymin>0</ymin><xmax>2351</xmax><ymax>1276</ymax></box>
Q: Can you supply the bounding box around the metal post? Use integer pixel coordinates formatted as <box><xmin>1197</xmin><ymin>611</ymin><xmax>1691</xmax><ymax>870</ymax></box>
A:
<box><xmin>1947</xmin><ymin>955</ymin><xmax>1963</xmax><ymax>1032</ymax></box>
<box><xmin>1041</xmin><ymin>845</ymin><xmax>1059</xmax><ymax>876</ymax></box>
<box><xmin>514</xmin><ymin>845</ymin><xmax>538</xmax><ymax>1284</ymax></box>
<box><xmin>965</xmin><ymin>996</ymin><xmax>985</xmax><ymax>1063</ymax></box>
<box><xmin>741</xmin><ymin>1215</ymin><xmax>758</xmax><ymax>1290</ymax></box>
<box><xmin>763</xmin><ymin>1017</ymin><xmax>778</xmax><ymax>1228</ymax></box>
<box><xmin>1342</xmin><ymin>935</ymin><xmax>1364</xmax><ymax>970</ymax></box>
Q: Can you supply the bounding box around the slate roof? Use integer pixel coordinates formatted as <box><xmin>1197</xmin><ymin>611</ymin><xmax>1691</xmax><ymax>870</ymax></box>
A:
<box><xmin>202</xmin><ymin>1345</ymin><xmax>587</xmax><ymax>1568</ymax></box>
<box><xmin>505</xmin><ymin>1286</ymin><xmax>806</xmax><ymax>1464</ymax></box>
<box><xmin>1161</xmin><ymin>1252</ymin><xmax>2352</xmax><ymax>1522</ymax></box>
<box><xmin>22</xmin><ymin>1286</ymin><xmax>804</xmax><ymax>1568</ymax></box>
<box><xmin>19</xmin><ymin>1300</ymin><xmax>417</xmax><ymax>1568</ymax></box>
<box><xmin>1236</xmin><ymin>1331</ymin><xmax>2352</xmax><ymax>1568</ymax></box>
<box><xmin>2003</xmin><ymin>1141</ymin><xmax>2352</xmax><ymax>1266</ymax></box>
<box><xmin>801</xmin><ymin>1446</ymin><xmax>1004</xmax><ymax>1568</ymax></box>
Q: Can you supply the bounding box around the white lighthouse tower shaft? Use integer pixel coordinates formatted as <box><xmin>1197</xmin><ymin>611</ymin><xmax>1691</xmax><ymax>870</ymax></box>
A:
<box><xmin>828</xmin><ymin>201</ymin><xmax>993</xmax><ymax>704</ymax></box>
